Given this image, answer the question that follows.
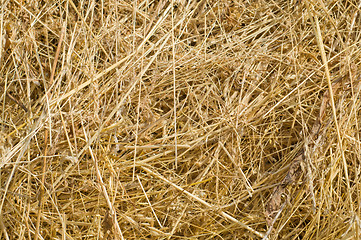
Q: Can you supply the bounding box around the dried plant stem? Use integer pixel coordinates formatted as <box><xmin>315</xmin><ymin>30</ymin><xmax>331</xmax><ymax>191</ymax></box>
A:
<box><xmin>171</xmin><ymin>0</ymin><xmax>178</xmax><ymax>168</ymax></box>
<box><xmin>137</xmin><ymin>175</ymin><xmax>163</xmax><ymax>228</ymax></box>
<box><xmin>0</xmin><ymin>86</ymin><xmax>28</xmax><ymax>112</ymax></box>
<box><xmin>312</xmin><ymin>14</ymin><xmax>353</xmax><ymax>212</ymax></box>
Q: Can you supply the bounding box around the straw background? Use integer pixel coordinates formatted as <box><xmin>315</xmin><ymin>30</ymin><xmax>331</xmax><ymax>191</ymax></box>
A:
<box><xmin>1</xmin><ymin>0</ymin><xmax>361</xmax><ymax>239</ymax></box>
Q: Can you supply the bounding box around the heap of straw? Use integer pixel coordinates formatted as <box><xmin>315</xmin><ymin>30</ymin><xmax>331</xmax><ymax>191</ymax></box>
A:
<box><xmin>1</xmin><ymin>1</ymin><xmax>360</xmax><ymax>239</ymax></box>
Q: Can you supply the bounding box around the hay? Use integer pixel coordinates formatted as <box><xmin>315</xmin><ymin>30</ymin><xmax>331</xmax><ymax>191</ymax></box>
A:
<box><xmin>1</xmin><ymin>0</ymin><xmax>361</xmax><ymax>239</ymax></box>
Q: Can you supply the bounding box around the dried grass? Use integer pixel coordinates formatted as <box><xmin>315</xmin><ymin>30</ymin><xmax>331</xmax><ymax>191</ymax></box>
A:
<box><xmin>1</xmin><ymin>0</ymin><xmax>361</xmax><ymax>239</ymax></box>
